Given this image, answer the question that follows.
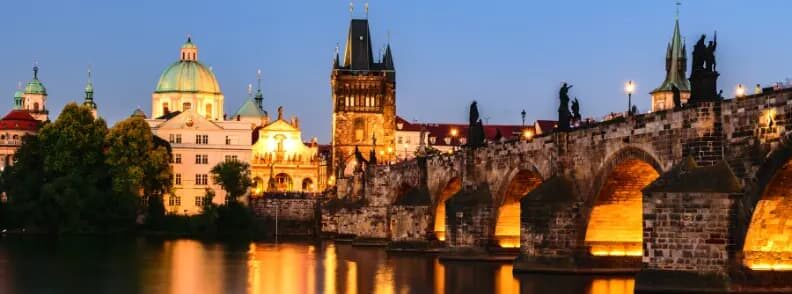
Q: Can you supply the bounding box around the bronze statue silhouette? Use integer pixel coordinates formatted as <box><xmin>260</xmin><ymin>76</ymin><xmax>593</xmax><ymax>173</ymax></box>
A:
<box><xmin>692</xmin><ymin>35</ymin><xmax>707</xmax><ymax>71</ymax></box>
<box><xmin>571</xmin><ymin>98</ymin><xmax>581</xmax><ymax>121</ymax></box>
<box><xmin>706</xmin><ymin>33</ymin><xmax>717</xmax><ymax>71</ymax></box>
<box><xmin>558</xmin><ymin>83</ymin><xmax>573</xmax><ymax>130</ymax></box>
<box><xmin>672</xmin><ymin>84</ymin><xmax>682</xmax><ymax>109</ymax></box>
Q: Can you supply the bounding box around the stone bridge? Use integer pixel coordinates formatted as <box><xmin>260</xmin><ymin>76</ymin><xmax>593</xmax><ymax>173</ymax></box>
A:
<box><xmin>322</xmin><ymin>88</ymin><xmax>792</xmax><ymax>292</ymax></box>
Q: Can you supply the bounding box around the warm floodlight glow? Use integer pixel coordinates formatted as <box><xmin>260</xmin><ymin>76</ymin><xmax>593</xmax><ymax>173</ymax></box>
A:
<box><xmin>744</xmin><ymin>160</ymin><xmax>792</xmax><ymax>271</ymax></box>
<box><xmin>449</xmin><ymin>128</ymin><xmax>458</xmax><ymax>137</ymax></box>
<box><xmin>624</xmin><ymin>80</ymin><xmax>635</xmax><ymax>94</ymax></box>
<box><xmin>494</xmin><ymin>170</ymin><xmax>543</xmax><ymax>248</ymax></box>
<box><xmin>585</xmin><ymin>159</ymin><xmax>658</xmax><ymax>256</ymax></box>
<box><xmin>522</xmin><ymin>129</ymin><xmax>534</xmax><ymax>140</ymax></box>
<box><xmin>434</xmin><ymin>178</ymin><xmax>462</xmax><ymax>241</ymax></box>
<box><xmin>736</xmin><ymin>84</ymin><xmax>745</xmax><ymax>97</ymax></box>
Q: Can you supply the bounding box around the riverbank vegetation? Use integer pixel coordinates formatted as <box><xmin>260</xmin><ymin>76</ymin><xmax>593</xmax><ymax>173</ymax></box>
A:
<box><xmin>0</xmin><ymin>103</ymin><xmax>260</xmax><ymax>239</ymax></box>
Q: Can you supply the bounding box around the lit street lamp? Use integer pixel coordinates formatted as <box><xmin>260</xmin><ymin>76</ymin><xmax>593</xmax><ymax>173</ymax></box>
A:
<box><xmin>736</xmin><ymin>84</ymin><xmax>745</xmax><ymax>97</ymax></box>
<box><xmin>625</xmin><ymin>81</ymin><xmax>635</xmax><ymax>116</ymax></box>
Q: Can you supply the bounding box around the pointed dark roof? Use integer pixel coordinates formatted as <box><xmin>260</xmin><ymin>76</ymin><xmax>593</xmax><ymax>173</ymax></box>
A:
<box><xmin>652</xmin><ymin>18</ymin><xmax>690</xmax><ymax>93</ymax></box>
<box><xmin>343</xmin><ymin>19</ymin><xmax>374</xmax><ymax>70</ymax></box>
<box><xmin>383</xmin><ymin>44</ymin><xmax>394</xmax><ymax>69</ymax></box>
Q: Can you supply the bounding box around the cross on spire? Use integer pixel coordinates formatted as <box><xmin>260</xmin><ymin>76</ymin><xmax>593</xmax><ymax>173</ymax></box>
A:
<box><xmin>365</xmin><ymin>2</ymin><xmax>369</xmax><ymax>18</ymax></box>
<box><xmin>349</xmin><ymin>1</ymin><xmax>354</xmax><ymax>17</ymax></box>
<box><xmin>675</xmin><ymin>1</ymin><xmax>681</xmax><ymax>20</ymax></box>
<box><xmin>256</xmin><ymin>69</ymin><xmax>262</xmax><ymax>91</ymax></box>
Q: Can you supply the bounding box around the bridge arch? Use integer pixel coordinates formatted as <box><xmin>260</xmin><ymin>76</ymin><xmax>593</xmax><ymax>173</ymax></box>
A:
<box><xmin>432</xmin><ymin>177</ymin><xmax>462</xmax><ymax>241</ymax></box>
<box><xmin>491</xmin><ymin>166</ymin><xmax>544</xmax><ymax>248</ymax></box>
<box><xmin>583</xmin><ymin>146</ymin><xmax>662</xmax><ymax>256</ymax></box>
<box><xmin>741</xmin><ymin>139</ymin><xmax>792</xmax><ymax>271</ymax></box>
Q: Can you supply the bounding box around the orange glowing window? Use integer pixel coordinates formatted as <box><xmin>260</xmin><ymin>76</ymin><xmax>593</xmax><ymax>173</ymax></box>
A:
<box><xmin>585</xmin><ymin>159</ymin><xmax>658</xmax><ymax>256</ymax></box>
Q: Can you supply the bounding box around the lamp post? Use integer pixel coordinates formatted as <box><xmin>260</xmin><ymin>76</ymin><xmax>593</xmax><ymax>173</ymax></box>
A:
<box><xmin>521</xmin><ymin>109</ymin><xmax>526</xmax><ymax>127</ymax></box>
<box><xmin>450</xmin><ymin>128</ymin><xmax>459</xmax><ymax>152</ymax></box>
<box><xmin>625</xmin><ymin>80</ymin><xmax>635</xmax><ymax>116</ymax></box>
<box><xmin>736</xmin><ymin>84</ymin><xmax>745</xmax><ymax>97</ymax></box>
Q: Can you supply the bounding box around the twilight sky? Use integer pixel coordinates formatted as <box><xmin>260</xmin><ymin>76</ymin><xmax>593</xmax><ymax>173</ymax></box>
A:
<box><xmin>1</xmin><ymin>0</ymin><xmax>790</xmax><ymax>142</ymax></box>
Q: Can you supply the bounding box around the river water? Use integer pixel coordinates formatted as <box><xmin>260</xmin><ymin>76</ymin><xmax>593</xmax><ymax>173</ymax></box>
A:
<box><xmin>0</xmin><ymin>237</ymin><xmax>635</xmax><ymax>293</ymax></box>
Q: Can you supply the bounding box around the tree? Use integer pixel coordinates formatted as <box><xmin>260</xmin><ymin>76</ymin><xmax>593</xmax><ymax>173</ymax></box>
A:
<box><xmin>210</xmin><ymin>160</ymin><xmax>253</xmax><ymax>202</ymax></box>
<box><xmin>105</xmin><ymin>116</ymin><xmax>172</xmax><ymax>199</ymax></box>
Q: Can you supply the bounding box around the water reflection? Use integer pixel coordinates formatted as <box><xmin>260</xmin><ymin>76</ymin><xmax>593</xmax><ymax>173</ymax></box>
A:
<box><xmin>0</xmin><ymin>237</ymin><xmax>635</xmax><ymax>294</ymax></box>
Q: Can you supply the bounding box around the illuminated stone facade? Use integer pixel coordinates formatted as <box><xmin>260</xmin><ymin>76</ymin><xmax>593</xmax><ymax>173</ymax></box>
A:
<box><xmin>331</xmin><ymin>18</ymin><xmax>396</xmax><ymax>175</ymax></box>
<box><xmin>147</xmin><ymin>110</ymin><xmax>253</xmax><ymax>215</ymax></box>
<box><xmin>250</xmin><ymin>107</ymin><xmax>326</xmax><ymax>194</ymax></box>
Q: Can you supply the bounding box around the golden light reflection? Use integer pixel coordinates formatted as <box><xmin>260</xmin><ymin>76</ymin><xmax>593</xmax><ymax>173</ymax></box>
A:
<box><xmin>346</xmin><ymin>261</ymin><xmax>357</xmax><ymax>294</ymax></box>
<box><xmin>585</xmin><ymin>159</ymin><xmax>658</xmax><ymax>256</ymax></box>
<box><xmin>495</xmin><ymin>170</ymin><xmax>542</xmax><ymax>248</ymax></box>
<box><xmin>495</xmin><ymin>264</ymin><xmax>520</xmax><ymax>294</ymax></box>
<box><xmin>248</xmin><ymin>243</ymin><xmax>316</xmax><ymax>294</ymax></box>
<box><xmin>589</xmin><ymin>277</ymin><xmax>635</xmax><ymax>294</ymax></box>
<box><xmin>373</xmin><ymin>267</ymin><xmax>394</xmax><ymax>294</ymax></box>
<box><xmin>324</xmin><ymin>244</ymin><xmax>337</xmax><ymax>293</ymax></box>
<box><xmin>434</xmin><ymin>178</ymin><xmax>462</xmax><ymax>241</ymax></box>
<box><xmin>169</xmin><ymin>240</ymin><xmax>224</xmax><ymax>294</ymax></box>
<box><xmin>433</xmin><ymin>258</ymin><xmax>445</xmax><ymax>294</ymax></box>
<box><xmin>744</xmin><ymin>160</ymin><xmax>792</xmax><ymax>271</ymax></box>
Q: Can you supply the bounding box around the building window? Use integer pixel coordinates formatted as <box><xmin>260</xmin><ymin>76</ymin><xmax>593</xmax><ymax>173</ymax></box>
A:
<box><xmin>175</xmin><ymin>173</ymin><xmax>182</xmax><ymax>185</ymax></box>
<box><xmin>225</xmin><ymin>136</ymin><xmax>232</xmax><ymax>145</ymax></box>
<box><xmin>174</xmin><ymin>154</ymin><xmax>182</xmax><ymax>164</ymax></box>
<box><xmin>195</xmin><ymin>174</ymin><xmax>208</xmax><ymax>185</ymax></box>
<box><xmin>170</xmin><ymin>134</ymin><xmax>182</xmax><ymax>144</ymax></box>
<box><xmin>225</xmin><ymin>155</ymin><xmax>238</xmax><ymax>162</ymax></box>
<box><xmin>195</xmin><ymin>196</ymin><xmax>207</xmax><ymax>206</ymax></box>
<box><xmin>182</xmin><ymin>102</ymin><xmax>192</xmax><ymax>111</ymax></box>
<box><xmin>354</xmin><ymin>118</ymin><xmax>365</xmax><ymax>142</ymax></box>
<box><xmin>162</xmin><ymin>102</ymin><xmax>170</xmax><ymax>114</ymax></box>
<box><xmin>397</xmin><ymin>136</ymin><xmax>403</xmax><ymax>144</ymax></box>
<box><xmin>195</xmin><ymin>154</ymin><xmax>208</xmax><ymax>164</ymax></box>
<box><xmin>274</xmin><ymin>173</ymin><xmax>292</xmax><ymax>192</ymax></box>
<box><xmin>195</xmin><ymin>134</ymin><xmax>208</xmax><ymax>144</ymax></box>
<box><xmin>168</xmin><ymin>196</ymin><xmax>181</xmax><ymax>206</ymax></box>
<box><xmin>205</xmin><ymin>104</ymin><xmax>213</xmax><ymax>119</ymax></box>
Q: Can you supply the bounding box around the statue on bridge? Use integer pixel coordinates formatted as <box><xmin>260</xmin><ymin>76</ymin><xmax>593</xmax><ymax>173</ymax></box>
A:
<box><xmin>689</xmin><ymin>32</ymin><xmax>721</xmax><ymax>103</ymax></box>
<box><xmin>558</xmin><ymin>83</ymin><xmax>573</xmax><ymax>131</ymax></box>
<box><xmin>467</xmin><ymin>101</ymin><xmax>486</xmax><ymax>148</ymax></box>
<box><xmin>571</xmin><ymin>97</ymin><xmax>582</xmax><ymax>123</ymax></box>
<box><xmin>672</xmin><ymin>84</ymin><xmax>682</xmax><ymax>109</ymax></box>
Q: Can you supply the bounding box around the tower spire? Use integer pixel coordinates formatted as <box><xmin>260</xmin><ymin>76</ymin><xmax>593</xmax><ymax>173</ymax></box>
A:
<box><xmin>33</xmin><ymin>62</ymin><xmax>39</xmax><ymax>80</ymax></box>
<box><xmin>254</xmin><ymin>69</ymin><xmax>264</xmax><ymax>110</ymax></box>
<box><xmin>83</xmin><ymin>66</ymin><xmax>97</xmax><ymax>113</ymax></box>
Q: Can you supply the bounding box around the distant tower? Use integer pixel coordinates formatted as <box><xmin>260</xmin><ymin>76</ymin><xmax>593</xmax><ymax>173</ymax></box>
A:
<box><xmin>13</xmin><ymin>82</ymin><xmax>23</xmax><ymax>110</ymax></box>
<box><xmin>650</xmin><ymin>14</ymin><xmax>690</xmax><ymax>112</ymax></box>
<box><xmin>331</xmin><ymin>16</ymin><xmax>396</xmax><ymax>175</ymax></box>
<box><xmin>83</xmin><ymin>68</ymin><xmax>98</xmax><ymax>118</ymax></box>
<box><xmin>23</xmin><ymin>64</ymin><xmax>49</xmax><ymax>122</ymax></box>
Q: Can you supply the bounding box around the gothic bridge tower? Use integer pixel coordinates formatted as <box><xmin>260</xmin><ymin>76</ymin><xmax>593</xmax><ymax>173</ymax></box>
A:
<box><xmin>331</xmin><ymin>17</ymin><xmax>396</xmax><ymax>176</ymax></box>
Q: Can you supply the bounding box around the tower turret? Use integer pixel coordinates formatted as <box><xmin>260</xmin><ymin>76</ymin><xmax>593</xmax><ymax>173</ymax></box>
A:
<box><xmin>83</xmin><ymin>68</ymin><xmax>98</xmax><ymax>118</ymax></box>
<box><xmin>651</xmin><ymin>15</ymin><xmax>690</xmax><ymax>112</ymax></box>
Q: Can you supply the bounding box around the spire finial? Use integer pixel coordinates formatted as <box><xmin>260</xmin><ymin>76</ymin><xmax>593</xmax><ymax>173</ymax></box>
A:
<box><xmin>256</xmin><ymin>69</ymin><xmax>262</xmax><ymax>91</ymax></box>
<box><xmin>247</xmin><ymin>83</ymin><xmax>253</xmax><ymax>97</ymax></box>
<box><xmin>365</xmin><ymin>2</ymin><xmax>369</xmax><ymax>18</ymax></box>
<box><xmin>675</xmin><ymin>1</ymin><xmax>681</xmax><ymax>20</ymax></box>
<box><xmin>187</xmin><ymin>33</ymin><xmax>192</xmax><ymax>43</ymax></box>
<box><xmin>349</xmin><ymin>1</ymin><xmax>354</xmax><ymax>18</ymax></box>
<box><xmin>33</xmin><ymin>61</ymin><xmax>39</xmax><ymax>79</ymax></box>
<box><xmin>87</xmin><ymin>65</ymin><xmax>92</xmax><ymax>82</ymax></box>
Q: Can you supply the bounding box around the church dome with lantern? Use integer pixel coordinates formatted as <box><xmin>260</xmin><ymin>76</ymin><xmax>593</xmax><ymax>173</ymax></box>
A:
<box><xmin>151</xmin><ymin>37</ymin><xmax>224</xmax><ymax>120</ymax></box>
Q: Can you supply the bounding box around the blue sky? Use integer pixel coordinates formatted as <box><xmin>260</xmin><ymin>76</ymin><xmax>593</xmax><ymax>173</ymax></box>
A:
<box><xmin>1</xmin><ymin>0</ymin><xmax>790</xmax><ymax>142</ymax></box>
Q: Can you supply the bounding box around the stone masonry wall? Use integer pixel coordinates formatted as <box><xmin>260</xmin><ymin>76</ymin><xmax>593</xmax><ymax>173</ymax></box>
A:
<box><xmin>389</xmin><ymin>205</ymin><xmax>431</xmax><ymax>242</ymax></box>
<box><xmin>643</xmin><ymin>191</ymin><xmax>737</xmax><ymax>274</ymax></box>
<box><xmin>251</xmin><ymin>198</ymin><xmax>319</xmax><ymax>236</ymax></box>
<box><xmin>321</xmin><ymin>206</ymin><xmax>389</xmax><ymax>239</ymax></box>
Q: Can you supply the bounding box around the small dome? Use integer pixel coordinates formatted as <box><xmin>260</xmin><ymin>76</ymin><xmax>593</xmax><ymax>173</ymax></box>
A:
<box><xmin>13</xmin><ymin>90</ymin><xmax>23</xmax><ymax>98</ymax></box>
<box><xmin>25</xmin><ymin>79</ymin><xmax>46</xmax><ymax>95</ymax></box>
<box><xmin>182</xmin><ymin>38</ymin><xmax>197</xmax><ymax>49</ymax></box>
<box><xmin>154</xmin><ymin>61</ymin><xmax>221</xmax><ymax>94</ymax></box>
<box><xmin>131</xmin><ymin>108</ymin><xmax>147</xmax><ymax>118</ymax></box>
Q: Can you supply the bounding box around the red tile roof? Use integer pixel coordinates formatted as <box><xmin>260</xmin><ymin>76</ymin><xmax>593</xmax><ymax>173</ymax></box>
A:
<box><xmin>0</xmin><ymin>110</ymin><xmax>40</xmax><ymax>131</ymax></box>
<box><xmin>396</xmin><ymin>116</ymin><xmax>534</xmax><ymax>146</ymax></box>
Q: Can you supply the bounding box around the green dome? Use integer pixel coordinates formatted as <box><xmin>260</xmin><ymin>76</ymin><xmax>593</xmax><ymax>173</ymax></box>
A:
<box><xmin>24</xmin><ymin>79</ymin><xmax>46</xmax><ymax>95</ymax></box>
<box><xmin>13</xmin><ymin>90</ymin><xmax>23</xmax><ymax>98</ymax></box>
<box><xmin>155</xmin><ymin>61</ymin><xmax>221</xmax><ymax>94</ymax></box>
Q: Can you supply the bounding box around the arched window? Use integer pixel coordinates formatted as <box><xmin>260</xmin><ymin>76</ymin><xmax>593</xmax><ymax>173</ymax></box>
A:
<box><xmin>182</xmin><ymin>102</ymin><xmax>192</xmax><ymax>111</ymax></box>
<box><xmin>302</xmin><ymin>178</ymin><xmax>314</xmax><ymax>192</ymax></box>
<box><xmin>205</xmin><ymin>104</ymin><xmax>212</xmax><ymax>119</ymax></box>
<box><xmin>274</xmin><ymin>173</ymin><xmax>292</xmax><ymax>192</ymax></box>
<box><xmin>162</xmin><ymin>102</ymin><xmax>170</xmax><ymax>114</ymax></box>
<box><xmin>354</xmin><ymin>118</ymin><xmax>365</xmax><ymax>142</ymax></box>
<box><xmin>33</xmin><ymin>102</ymin><xmax>39</xmax><ymax>112</ymax></box>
